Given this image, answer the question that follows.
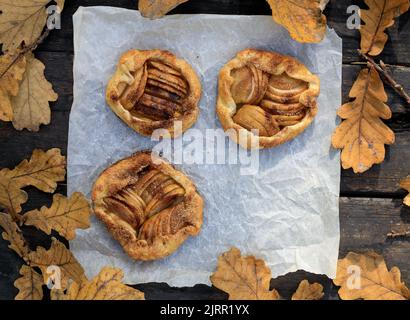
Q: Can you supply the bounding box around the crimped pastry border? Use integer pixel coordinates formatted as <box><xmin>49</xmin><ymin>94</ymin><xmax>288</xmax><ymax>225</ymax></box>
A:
<box><xmin>91</xmin><ymin>151</ymin><xmax>204</xmax><ymax>261</ymax></box>
<box><xmin>216</xmin><ymin>49</ymin><xmax>320</xmax><ymax>149</ymax></box>
<box><xmin>106</xmin><ymin>49</ymin><xmax>202</xmax><ymax>138</ymax></box>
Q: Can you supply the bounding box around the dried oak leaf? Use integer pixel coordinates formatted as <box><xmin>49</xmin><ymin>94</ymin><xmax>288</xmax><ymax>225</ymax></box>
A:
<box><xmin>360</xmin><ymin>0</ymin><xmax>410</xmax><ymax>56</ymax></box>
<box><xmin>0</xmin><ymin>212</ymin><xmax>29</xmax><ymax>258</ymax></box>
<box><xmin>320</xmin><ymin>0</ymin><xmax>329</xmax><ymax>11</ymax></box>
<box><xmin>400</xmin><ymin>176</ymin><xmax>410</xmax><ymax>206</ymax></box>
<box><xmin>0</xmin><ymin>53</ymin><xmax>26</xmax><ymax>122</ymax></box>
<box><xmin>55</xmin><ymin>0</ymin><xmax>65</xmax><ymax>10</ymax></box>
<box><xmin>0</xmin><ymin>148</ymin><xmax>66</xmax><ymax>215</ymax></box>
<box><xmin>11</xmin><ymin>53</ymin><xmax>58</xmax><ymax>131</ymax></box>
<box><xmin>0</xmin><ymin>175</ymin><xmax>27</xmax><ymax>217</ymax></box>
<box><xmin>29</xmin><ymin>238</ymin><xmax>85</xmax><ymax>290</ymax></box>
<box><xmin>291</xmin><ymin>280</ymin><xmax>324</xmax><ymax>300</ymax></box>
<box><xmin>334</xmin><ymin>251</ymin><xmax>410</xmax><ymax>300</ymax></box>
<box><xmin>332</xmin><ymin>67</ymin><xmax>395</xmax><ymax>173</ymax></box>
<box><xmin>14</xmin><ymin>265</ymin><xmax>44</xmax><ymax>300</ymax></box>
<box><xmin>23</xmin><ymin>193</ymin><xmax>91</xmax><ymax>240</ymax></box>
<box><xmin>0</xmin><ymin>0</ymin><xmax>56</xmax><ymax>52</ymax></box>
<box><xmin>51</xmin><ymin>267</ymin><xmax>145</xmax><ymax>300</ymax></box>
<box><xmin>266</xmin><ymin>0</ymin><xmax>327</xmax><ymax>43</ymax></box>
<box><xmin>138</xmin><ymin>0</ymin><xmax>189</xmax><ymax>19</ymax></box>
<box><xmin>210</xmin><ymin>247</ymin><xmax>280</xmax><ymax>300</ymax></box>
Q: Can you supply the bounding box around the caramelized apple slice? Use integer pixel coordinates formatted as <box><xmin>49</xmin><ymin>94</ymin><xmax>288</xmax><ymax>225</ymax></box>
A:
<box><xmin>103</xmin><ymin>189</ymin><xmax>146</xmax><ymax>229</ymax></box>
<box><xmin>233</xmin><ymin>105</ymin><xmax>280</xmax><ymax>137</ymax></box>
<box><xmin>145</xmin><ymin>183</ymin><xmax>185</xmax><ymax>218</ymax></box>
<box><xmin>120</xmin><ymin>64</ymin><xmax>148</xmax><ymax>110</ymax></box>
<box><xmin>231</xmin><ymin>65</ymin><xmax>268</xmax><ymax>105</ymax></box>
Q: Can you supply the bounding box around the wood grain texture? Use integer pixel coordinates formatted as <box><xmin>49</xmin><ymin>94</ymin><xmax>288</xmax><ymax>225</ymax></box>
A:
<box><xmin>0</xmin><ymin>0</ymin><xmax>409</xmax><ymax>300</ymax></box>
<box><xmin>1</xmin><ymin>197</ymin><xmax>408</xmax><ymax>300</ymax></box>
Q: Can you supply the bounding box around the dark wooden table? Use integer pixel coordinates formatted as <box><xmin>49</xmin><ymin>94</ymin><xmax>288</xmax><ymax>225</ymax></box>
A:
<box><xmin>0</xmin><ymin>0</ymin><xmax>409</xmax><ymax>300</ymax></box>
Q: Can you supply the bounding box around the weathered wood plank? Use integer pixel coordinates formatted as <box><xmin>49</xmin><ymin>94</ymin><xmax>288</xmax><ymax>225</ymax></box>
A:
<box><xmin>1</xmin><ymin>126</ymin><xmax>409</xmax><ymax>199</ymax></box>
<box><xmin>0</xmin><ymin>111</ymin><xmax>69</xmax><ymax>169</ymax></box>
<box><xmin>38</xmin><ymin>0</ymin><xmax>410</xmax><ymax>66</ymax></box>
<box><xmin>1</xmin><ymin>197</ymin><xmax>409</xmax><ymax>300</ymax></box>
<box><xmin>22</xmin><ymin>51</ymin><xmax>410</xmax><ymax>126</ymax></box>
<box><xmin>341</xmin><ymin>131</ymin><xmax>410</xmax><ymax>197</ymax></box>
<box><xmin>1</xmin><ymin>114</ymin><xmax>410</xmax><ymax>198</ymax></box>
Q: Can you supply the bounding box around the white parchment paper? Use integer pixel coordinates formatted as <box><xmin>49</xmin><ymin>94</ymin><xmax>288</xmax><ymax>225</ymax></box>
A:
<box><xmin>68</xmin><ymin>6</ymin><xmax>342</xmax><ymax>286</ymax></box>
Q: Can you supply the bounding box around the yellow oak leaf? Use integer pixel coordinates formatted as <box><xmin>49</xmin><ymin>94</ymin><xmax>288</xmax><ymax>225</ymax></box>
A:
<box><xmin>332</xmin><ymin>67</ymin><xmax>395</xmax><ymax>173</ymax></box>
<box><xmin>138</xmin><ymin>0</ymin><xmax>189</xmax><ymax>19</ymax></box>
<box><xmin>360</xmin><ymin>0</ymin><xmax>410</xmax><ymax>56</ymax></box>
<box><xmin>23</xmin><ymin>193</ymin><xmax>91</xmax><ymax>240</ymax></box>
<box><xmin>0</xmin><ymin>212</ymin><xmax>29</xmax><ymax>258</ymax></box>
<box><xmin>0</xmin><ymin>0</ymin><xmax>51</xmax><ymax>52</ymax></box>
<box><xmin>266</xmin><ymin>0</ymin><xmax>327</xmax><ymax>43</ymax></box>
<box><xmin>291</xmin><ymin>280</ymin><xmax>324</xmax><ymax>300</ymax></box>
<box><xmin>11</xmin><ymin>53</ymin><xmax>58</xmax><ymax>131</ymax></box>
<box><xmin>320</xmin><ymin>0</ymin><xmax>329</xmax><ymax>11</ymax></box>
<box><xmin>55</xmin><ymin>0</ymin><xmax>65</xmax><ymax>10</ymax></box>
<box><xmin>210</xmin><ymin>247</ymin><xmax>280</xmax><ymax>300</ymax></box>
<box><xmin>8</xmin><ymin>148</ymin><xmax>66</xmax><ymax>192</ymax></box>
<box><xmin>14</xmin><ymin>265</ymin><xmax>44</xmax><ymax>300</ymax></box>
<box><xmin>51</xmin><ymin>267</ymin><xmax>145</xmax><ymax>300</ymax></box>
<box><xmin>334</xmin><ymin>251</ymin><xmax>410</xmax><ymax>300</ymax></box>
<box><xmin>29</xmin><ymin>238</ymin><xmax>85</xmax><ymax>290</ymax></box>
<box><xmin>400</xmin><ymin>176</ymin><xmax>410</xmax><ymax>206</ymax></box>
<box><xmin>0</xmin><ymin>148</ymin><xmax>66</xmax><ymax>215</ymax></box>
<box><xmin>0</xmin><ymin>53</ymin><xmax>26</xmax><ymax>121</ymax></box>
<box><xmin>0</xmin><ymin>174</ymin><xmax>28</xmax><ymax>217</ymax></box>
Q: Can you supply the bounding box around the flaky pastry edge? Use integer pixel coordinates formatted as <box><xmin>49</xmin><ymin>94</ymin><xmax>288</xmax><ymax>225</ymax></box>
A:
<box><xmin>106</xmin><ymin>50</ymin><xmax>202</xmax><ymax>138</ymax></box>
<box><xmin>91</xmin><ymin>151</ymin><xmax>204</xmax><ymax>261</ymax></box>
<box><xmin>216</xmin><ymin>49</ymin><xmax>320</xmax><ymax>149</ymax></box>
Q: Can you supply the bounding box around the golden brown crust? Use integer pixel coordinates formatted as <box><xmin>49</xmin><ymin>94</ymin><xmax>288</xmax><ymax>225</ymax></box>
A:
<box><xmin>216</xmin><ymin>49</ymin><xmax>320</xmax><ymax>149</ymax></box>
<box><xmin>106</xmin><ymin>50</ymin><xmax>202</xmax><ymax>138</ymax></box>
<box><xmin>91</xmin><ymin>151</ymin><xmax>203</xmax><ymax>261</ymax></box>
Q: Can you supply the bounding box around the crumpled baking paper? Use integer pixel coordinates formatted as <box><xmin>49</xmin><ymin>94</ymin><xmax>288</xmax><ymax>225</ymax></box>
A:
<box><xmin>68</xmin><ymin>6</ymin><xmax>342</xmax><ymax>287</ymax></box>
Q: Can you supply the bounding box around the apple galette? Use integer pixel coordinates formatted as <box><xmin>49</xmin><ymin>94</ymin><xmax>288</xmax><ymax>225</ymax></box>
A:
<box><xmin>217</xmin><ymin>49</ymin><xmax>320</xmax><ymax>149</ymax></box>
<box><xmin>106</xmin><ymin>50</ymin><xmax>202</xmax><ymax>138</ymax></box>
<box><xmin>91</xmin><ymin>151</ymin><xmax>204</xmax><ymax>260</ymax></box>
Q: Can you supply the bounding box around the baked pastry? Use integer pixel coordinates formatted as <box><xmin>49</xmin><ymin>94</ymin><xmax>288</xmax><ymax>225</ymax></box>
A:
<box><xmin>91</xmin><ymin>151</ymin><xmax>204</xmax><ymax>260</ymax></box>
<box><xmin>106</xmin><ymin>50</ymin><xmax>202</xmax><ymax>138</ymax></box>
<box><xmin>217</xmin><ymin>49</ymin><xmax>320</xmax><ymax>149</ymax></box>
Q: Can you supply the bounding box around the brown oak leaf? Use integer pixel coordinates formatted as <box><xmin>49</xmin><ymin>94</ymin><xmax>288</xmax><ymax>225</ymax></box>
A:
<box><xmin>360</xmin><ymin>0</ymin><xmax>410</xmax><ymax>56</ymax></box>
<box><xmin>266</xmin><ymin>0</ymin><xmax>327</xmax><ymax>43</ymax></box>
<box><xmin>0</xmin><ymin>148</ymin><xmax>66</xmax><ymax>216</ymax></box>
<box><xmin>0</xmin><ymin>212</ymin><xmax>29</xmax><ymax>258</ymax></box>
<box><xmin>334</xmin><ymin>251</ymin><xmax>410</xmax><ymax>300</ymax></box>
<box><xmin>29</xmin><ymin>238</ymin><xmax>85</xmax><ymax>290</ymax></box>
<box><xmin>332</xmin><ymin>67</ymin><xmax>395</xmax><ymax>173</ymax></box>
<box><xmin>320</xmin><ymin>0</ymin><xmax>329</xmax><ymax>11</ymax></box>
<box><xmin>23</xmin><ymin>192</ymin><xmax>91</xmax><ymax>240</ymax></box>
<box><xmin>0</xmin><ymin>175</ymin><xmax>28</xmax><ymax>218</ymax></box>
<box><xmin>55</xmin><ymin>0</ymin><xmax>65</xmax><ymax>10</ymax></box>
<box><xmin>51</xmin><ymin>267</ymin><xmax>145</xmax><ymax>300</ymax></box>
<box><xmin>210</xmin><ymin>247</ymin><xmax>280</xmax><ymax>300</ymax></box>
<box><xmin>11</xmin><ymin>53</ymin><xmax>58</xmax><ymax>131</ymax></box>
<box><xmin>291</xmin><ymin>280</ymin><xmax>324</xmax><ymax>300</ymax></box>
<box><xmin>14</xmin><ymin>265</ymin><xmax>44</xmax><ymax>300</ymax></box>
<box><xmin>0</xmin><ymin>53</ymin><xmax>26</xmax><ymax>121</ymax></box>
<box><xmin>400</xmin><ymin>176</ymin><xmax>410</xmax><ymax>206</ymax></box>
<box><xmin>0</xmin><ymin>0</ymin><xmax>52</xmax><ymax>52</ymax></box>
<box><xmin>138</xmin><ymin>0</ymin><xmax>189</xmax><ymax>19</ymax></box>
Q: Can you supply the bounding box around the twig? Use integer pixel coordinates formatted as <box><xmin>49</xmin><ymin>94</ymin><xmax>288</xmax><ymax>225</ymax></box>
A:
<box><xmin>357</xmin><ymin>49</ymin><xmax>410</xmax><ymax>106</ymax></box>
<box><xmin>0</xmin><ymin>29</ymin><xmax>51</xmax><ymax>79</ymax></box>
<box><xmin>387</xmin><ymin>230</ymin><xmax>410</xmax><ymax>239</ymax></box>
